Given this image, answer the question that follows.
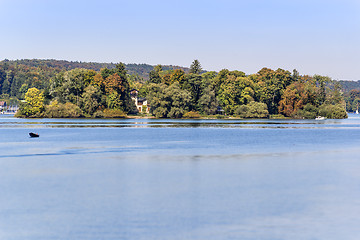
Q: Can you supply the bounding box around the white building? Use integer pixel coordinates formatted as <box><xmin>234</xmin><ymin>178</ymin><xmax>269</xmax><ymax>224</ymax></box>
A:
<box><xmin>130</xmin><ymin>89</ymin><xmax>150</xmax><ymax>113</ymax></box>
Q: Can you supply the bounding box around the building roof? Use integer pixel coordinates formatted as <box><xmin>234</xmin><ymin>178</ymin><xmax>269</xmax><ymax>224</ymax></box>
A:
<box><xmin>137</xmin><ymin>97</ymin><xmax>147</xmax><ymax>102</ymax></box>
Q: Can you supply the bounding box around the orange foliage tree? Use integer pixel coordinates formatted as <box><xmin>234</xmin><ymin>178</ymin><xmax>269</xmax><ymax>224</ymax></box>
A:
<box><xmin>278</xmin><ymin>79</ymin><xmax>317</xmax><ymax>117</ymax></box>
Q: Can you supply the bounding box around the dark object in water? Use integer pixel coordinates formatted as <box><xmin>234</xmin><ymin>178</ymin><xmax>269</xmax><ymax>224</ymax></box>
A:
<box><xmin>29</xmin><ymin>132</ymin><xmax>39</xmax><ymax>138</ymax></box>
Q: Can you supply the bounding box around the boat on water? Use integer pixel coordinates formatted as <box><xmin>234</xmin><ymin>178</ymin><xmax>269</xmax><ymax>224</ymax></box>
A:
<box><xmin>315</xmin><ymin>116</ymin><xmax>326</xmax><ymax>120</ymax></box>
<box><xmin>29</xmin><ymin>132</ymin><xmax>39</xmax><ymax>138</ymax></box>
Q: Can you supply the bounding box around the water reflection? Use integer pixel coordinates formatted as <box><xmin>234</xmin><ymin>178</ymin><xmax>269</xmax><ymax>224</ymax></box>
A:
<box><xmin>0</xmin><ymin>115</ymin><xmax>356</xmax><ymax>129</ymax></box>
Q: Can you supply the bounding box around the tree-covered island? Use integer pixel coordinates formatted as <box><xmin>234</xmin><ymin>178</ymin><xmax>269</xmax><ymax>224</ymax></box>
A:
<box><xmin>0</xmin><ymin>59</ymin><xmax>348</xmax><ymax>119</ymax></box>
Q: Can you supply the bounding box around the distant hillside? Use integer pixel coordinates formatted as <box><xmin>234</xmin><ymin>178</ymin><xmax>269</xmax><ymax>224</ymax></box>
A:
<box><xmin>1</xmin><ymin>59</ymin><xmax>189</xmax><ymax>80</ymax></box>
<box><xmin>339</xmin><ymin>80</ymin><xmax>360</xmax><ymax>93</ymax></box>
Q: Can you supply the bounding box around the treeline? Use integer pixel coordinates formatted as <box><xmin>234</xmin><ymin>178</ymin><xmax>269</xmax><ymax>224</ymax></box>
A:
<box><xmin>345</xmin><ymin>89</ymin><xmax>360</xmax><ymax>112</ymax></box>
<box><xmin>339</xmin><ymin>80</ymin><xmax>360</xmax><ymax>93</ymax></box>
<box><xmin>338</xmin><ymin>80</ymin><xmax>360</xmax><ymax>112</ymax></box>
<box><xmin>140</xmin><ymin>60</ymin><xmax>347</xmax><ymax>119</ymax></box>
<box><xmin>0</xmin><ymin>59</ymin><xmax>188</xmax><ymax>84</ymax></box>
<box><xmin>15</xmin><ymin>63</ymin><xmax>137</xmax><ymax>118</ymax></box>
<box><xmin>1</xmin><ymin>59</ymin><xmax>348</xmax><ymax>119</ymax></box>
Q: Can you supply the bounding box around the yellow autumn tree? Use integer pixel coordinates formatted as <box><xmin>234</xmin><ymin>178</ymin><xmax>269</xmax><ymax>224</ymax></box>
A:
<box><xmin>16</xmin><ymin>87</ymin><xmax>45</xmax><ymax>117</ymax></box>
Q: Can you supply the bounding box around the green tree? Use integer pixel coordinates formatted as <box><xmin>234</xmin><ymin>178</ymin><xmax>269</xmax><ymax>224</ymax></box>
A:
<box><xmin>346</xmin><ymin>89</ymin><xmax>360</xmax><ymax>112</ymax></box>
<box><xmin>235</xmin><ymin>102</ymin><xmax>269</xmax><ymax>118</ymax></box>
<box><xmin>293</xmin><ymin>103</ymin><xmax>318</xmax><ymax>119</ymax></box>
<box><xmin>149</xmin><ymin>65</ymin><xmax>163</xmax><ymax>84</ymax></box>
<box><xmin>313</xmin><ymin>75</ymin><xmax>330</xmax><ymax>105</ymax></box>
<box><xmin>19</xmin><ymin>83</ymin><xmax>29</xmax><ymax>99</ymax></box>
<box><xmin>81</xmin><ymin>85</ymin><xmax>102</xmax><ymax>115</ymax></box>
<box><xmin>345</xmin><ymin>89</ymin><xmax>360</xmax><ymax>112</ymax></box>
<box><xmin>198</xmin><ymin>86</ymin><xmax>218</xmax><ymax>115</ymax></box>
<box><xmin>106</xmin><ymin>91</ymin><xmax>123</xmax><ymax>110</ymax></box>
<box><xmin>113</xmin><ymin>63</ymin><xmax>134</xmax><ymax>113</ymax></box>
<box><xmin>1</xmin><ymin>70</ymin><xmax>13</xmax><ymax>95</ymax></box>
<box><xmin>325</xmin><ymin>81</ymin><xmax>344</xmax><ymax>105</ymax></box>
<box><xmin>201</xmin><ymin>71</ymin><xmax>218</xmax><ymax>84</ymax></box>
<box><xmin>189</xmin><ymin>59</ymin><xmax>202</xmax><ymax>74</ymax></box>
<box><xmin>169</xmin><ymin>69</ymin><xmax>186</xmax><ymax>85</ymax></box>
<box><xmin>252</xmin><ymin>68</ymin><xmax>293</xmax><ymax>114</ymax></box>
<box><xmin>51</xmin><ymin>69</ymin><xmax>94</xmax><ymax>105</ymax></box>
<box><xmin>319</xmin><ymin>104</ymin><xmax>347</xmax><ymax>119</ymax></box>
<box><xmin>147</xmin><ymin>83</ymin><xmax>191</xmax><ymax>118</ymax></box>
<box><xmin>45</xmin><ymin>100</ymin><xmax>84</xmax><ymax>118</ymax></box>
<box><xmin>218</xmin><ymin>75</ymin><xmax>255</xmax><ymax>114</ymax></box>
<box><xmin>212</xmin><ymin>69</ymin><xmax>229</xmax><ymax>95</ymax></box>
<box><xmin>181</xmin><ymin>73</ymin><xmax>202</xmax><ymax>110</ymax></box>
<box><xmin>1</xmin><ymin>78</ymin><xmax>10</xmax><ymax>95</ymax></box>
<box><xmin>166</xmin><ymin>83</ymin><xmax>191</xmax><ymax>118</ymax></box>
<box><xmin>352</xmin><ymin>98</ymin><xmax>360</xmax><ymax>112</ymax></box>
<box><xmin>100</xmin><ymin>68</ymin><xmax>113</xmax><ymax>79</ymax></box>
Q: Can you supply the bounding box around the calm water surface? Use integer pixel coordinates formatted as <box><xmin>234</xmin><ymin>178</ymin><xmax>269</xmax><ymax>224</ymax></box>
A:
<box><xmin>1</xmin><ymin>114</ymin><xmax>360</xmax><ymax>240</ymax></box>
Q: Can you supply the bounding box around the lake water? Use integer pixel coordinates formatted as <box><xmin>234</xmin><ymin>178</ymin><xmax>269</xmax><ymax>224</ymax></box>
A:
<box><xmin>1</xmin><ymin>114</ymin><xmax>360</xmax><ymax>240</ymax></box>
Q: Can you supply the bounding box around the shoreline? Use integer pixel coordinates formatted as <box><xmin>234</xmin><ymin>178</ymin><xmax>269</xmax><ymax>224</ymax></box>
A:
<box><xmin>7</xmin><ymin>112</ymin><xmax>353</xmax><ymax>120</ymax></box>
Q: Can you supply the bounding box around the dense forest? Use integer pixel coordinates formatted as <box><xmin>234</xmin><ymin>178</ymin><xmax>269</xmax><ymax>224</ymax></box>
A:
<box><xmin>0</xmin><ymin>59</ymin><xmax>188</xmax><ymax>81</ymax></box>
<box><xmin>338</xmin><ymin>80</ymin><xmax>360</xmax><ymax>112</ymax></box>
<box><xmin>0</xmin><ymin>59</ymin><xmax>350</xmax><ymax>119</ymax></box>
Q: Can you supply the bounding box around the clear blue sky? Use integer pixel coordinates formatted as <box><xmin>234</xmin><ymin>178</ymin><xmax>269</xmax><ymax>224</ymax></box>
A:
<box><xmin>0</xmin><ymin>0</ymin><xmax>359</xmax><ymax>79</ymax></box>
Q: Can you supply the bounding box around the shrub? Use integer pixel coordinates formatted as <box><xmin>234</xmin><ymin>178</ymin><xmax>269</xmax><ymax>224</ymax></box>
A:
<box><xmin>141</xmin><ymin>105</ymin><xmax>148</xmax><ymax>114</ymax></box>
<box><xmin>62</xmin><ymin>103</ymin><xmax>84</xmax><ymax>118</ymax></box>
<box><xmin>269</xmin><ymin>114</ymin><xmax>287</xmax><ymax>119</ymax></box>
<box><xmin>44</xmin><ymin>101</ymin><xmax>84</xmax><ymax>118</ymax></box>
<box><xmin>15</xmin><ymin>102</ymin><xmax>33</xmax><ymax>118</ymax></box>
<box><xmin>167</xmin><ymin>107</ymin><xmax>185</xmax><ymax>118</ymax></box>
<box><xmin>293</xmin><ymin>103</ymin><xmax>318</xmax><ymax>119</ymax></box>
<box><xmin>93</xmin><ymin>110</ymin><xmax>105</xmax><ymax>118</ymax></box>
<box><xmin>183</xmin><ymin>111</ymin><xmax>201</xmax><ymax>118</ymax></box>
<box><xmin>235</xmin><ymin>105</ymin><xmax>249</xmax><ymax>118</ymax></box>
<box><xmin>318</xmin><ymin>104</ymin><xmax>347</xmax><ymax>119</ymax></box>
<box><xmin>234</xmin><ymin>101</ymin><xmax>269</xmax><ymax>118</ymax></box>
<box><xmin>103</xmin><ymin>108</ymin><xmax>126</xmax><ymax>118</ymax></box>
<box><xmin>44</xmin><ymin>100</ymin><xmax>61</xmax><ymax>118</ymax></box>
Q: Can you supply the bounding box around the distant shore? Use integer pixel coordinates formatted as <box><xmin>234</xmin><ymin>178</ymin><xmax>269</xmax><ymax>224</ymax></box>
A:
<box><xmin>0</xmin><ymin>112</ymin><xmax>16</xmax><ymax>115</ymax></box>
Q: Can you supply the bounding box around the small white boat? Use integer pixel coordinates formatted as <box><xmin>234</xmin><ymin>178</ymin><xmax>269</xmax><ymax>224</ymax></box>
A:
<box><xmin>315</xmin><ymin>116</ymin><xmax>326</xmax><ymax>120</ymax></box>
